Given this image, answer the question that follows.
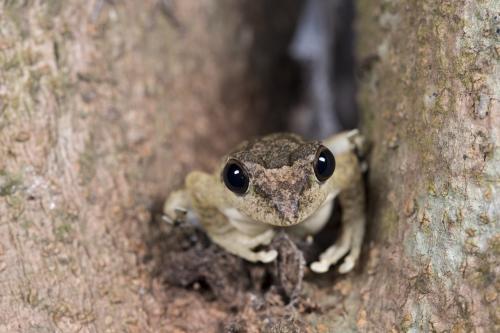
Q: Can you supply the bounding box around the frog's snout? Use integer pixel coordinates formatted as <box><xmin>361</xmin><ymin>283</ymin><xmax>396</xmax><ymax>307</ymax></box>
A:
<box><xmin>252</xmin><ymin>164</ymin><xmax>309</xmax><ymax>226</ymax></box>
<box><xmin>273</xmin><ymin>196</ymin><xmax>301</xmax><ymax>226</ymax></box>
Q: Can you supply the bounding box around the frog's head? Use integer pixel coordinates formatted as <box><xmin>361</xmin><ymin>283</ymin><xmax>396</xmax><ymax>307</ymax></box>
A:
<box><xmin>219</xmin><ymin>133</ymin><xmax>336</xmax><ymax>226</ymax></box>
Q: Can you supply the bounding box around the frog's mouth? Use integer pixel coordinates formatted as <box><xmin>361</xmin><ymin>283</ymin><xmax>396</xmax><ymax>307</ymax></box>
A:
<box><xmin>223</xmin><ymin>204</ymin><xmax>304</xmax><ymax>228</ymax></box>
<box><xmin>271</xmin><ymin>190</ymin><xmax>337</xmax><ymax>227</ymax></box>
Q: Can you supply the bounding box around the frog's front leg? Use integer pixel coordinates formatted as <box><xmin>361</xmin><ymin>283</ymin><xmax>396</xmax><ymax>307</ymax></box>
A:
<box><xmin>337</xmin><ymin>182</ymin><xmax>365</xmax><ymax>273</ymax></box>
<box><xmin>186</xmin><ymin>171</ymin><xmax>277</xmax><ymax>263</ymax></box>
<box><xmin>310</xmin><ymin>153</ymin><xmax>366</xmax><ymax>274</ymax></box>
<box><xmin>310</xmin><ymin>181</ymin><xmax>365</xmax><ymax>273</ymax></box>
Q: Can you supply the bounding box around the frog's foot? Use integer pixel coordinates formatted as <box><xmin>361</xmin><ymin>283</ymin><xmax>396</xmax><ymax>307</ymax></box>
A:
<box><xmin>215</xmin><ymin>238</ymin><xmax>278</xmax><ymax>263</ymax></box>
<box><xmin>338</xmin><ymin>220</ymin><xmax>364</xmax><ymax>274</ymax></box>
<box><xmin>239</xmin><ymin>229</ymin><xmax>275</xmax><ymax>248</ymax></box>
<box><xmin>310</xmin><ymin>218</ymin><xmax>364</xmax><ymax>274</ymax></box>
<box><xmin>310</xmin><ymin>226</ymin><xmax>352</xmax><ymax>273</ymax></box>
<box><xmin>211</xmin><ymin>231</ymin><xmax>278</xmax><ymax>264</ymax></box>
<box><xmin>255</xmin><ymin>249</ymin><xmax>279</xmax><ymax>263</ymax></box>
<box><xmin>164</xmin><ymin>190</ymin><xmax>190</xmax><ymax>223</ymax></box>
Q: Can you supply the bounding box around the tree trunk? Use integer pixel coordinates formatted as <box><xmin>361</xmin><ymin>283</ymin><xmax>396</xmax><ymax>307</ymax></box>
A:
<box><xmin>0</xmin><ymin>1</ymin><xmax>301</xmax><ymax>332</ymax></box>
<box><xmin>355</xmin><ymin>0</ymin><xmax>499</xmax><ymax>331</ymax></box>
<box><xmin>0</xmin><ymin>0</ymin><xmax>497</xmax><ymax>332</ymax></box>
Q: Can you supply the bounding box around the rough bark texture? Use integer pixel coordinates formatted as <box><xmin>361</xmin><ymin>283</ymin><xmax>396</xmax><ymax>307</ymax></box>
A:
<box><xmin>0</xmin><ymin>1</ymin><xmax>301</xmax><ymax>332</ymax></box>
<box><xmin>356</xmin><ymin>0</ymin><xmax>499</xmax><ymax>331</ymax></box>
<box><xmin>0</xmin><ymin>0</ymin><xmax>498</xmax><ymax>332</ymax></box>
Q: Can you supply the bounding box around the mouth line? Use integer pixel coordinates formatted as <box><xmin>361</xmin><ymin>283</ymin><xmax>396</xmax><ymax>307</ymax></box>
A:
<box><xmin>263</xmin><ymin>216</ymin><xmax>303</xmax><ymax>227</ymax></box>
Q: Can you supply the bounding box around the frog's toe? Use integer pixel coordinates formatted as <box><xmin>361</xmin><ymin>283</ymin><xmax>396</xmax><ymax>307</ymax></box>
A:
<box><xmin>161</xmin><ymin>213</ymin><xmax>175</xmax><ymax>225</ymax></box>
<box><xmin>258</xmin><ymin>249</ymin><xmax>278</xmax><ymax>263</ymax></box>
<box><xmin>164</xmin><ymin>189</ymin><xmax>191</xmax><ymax>221</ymax></box>
<box><xmin>260</xmin><ymin>229</ymin><xmax>276</xmax><ymax>245</ymax></box>
<box><xmin>240</xmin><ymin>229</ymin><xmax>275</xmax><ymax>247</ymax></box>
<box><xmin>338</xmin><ymin>256</ymin><xmax>355</xmax><ymax>274</ymax></box>
<box><xmin>310</xmin><ymin>260</ymin><xmax>330</xmax><ymax>273</ymax></box>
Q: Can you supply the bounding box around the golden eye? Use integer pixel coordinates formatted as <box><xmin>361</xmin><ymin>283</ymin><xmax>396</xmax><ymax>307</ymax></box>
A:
<box><xmin>313</xmin><ymin>146</ymin><xmax>336</xmax><ymax>182</ymax></box>
<box><xmin>222</xmin><ymin>159</ymin><xmax>249</xmax><ymax>194</ymax></box>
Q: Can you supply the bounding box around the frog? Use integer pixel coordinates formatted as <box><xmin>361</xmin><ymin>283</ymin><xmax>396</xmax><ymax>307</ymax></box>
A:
<box><xmin>164</xmin><ymin>130</ymin><xmax>366</xmax><ymax>273</ymax></box>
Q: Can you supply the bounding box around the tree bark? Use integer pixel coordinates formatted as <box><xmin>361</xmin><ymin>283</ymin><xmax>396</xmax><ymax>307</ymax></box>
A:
<box><xmin>0</xmin><ymin>2</ymin><xmax>178</xmax><ymax>331</ymax></box>
<box><xmin>355</xmin><ymin>0</ymin><xmax>499</xmax><ymax>331</ymax></box>
<box><xmin>0</xmin><ymin>1</ymin><xmax>301</xmax><ymax>332</ymax></box>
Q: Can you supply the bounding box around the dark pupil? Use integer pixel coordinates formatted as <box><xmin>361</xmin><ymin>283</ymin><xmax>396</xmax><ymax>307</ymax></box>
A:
<box><xmin>228</xmin><ymin>165</ymin><xmax>244</xmax><ymax>187</ymax></box>
<box><xmin>317</xmin><ymin>155</ymin><xmax>329</xmax><ymax>174</ymax></box>
<box><xmin>224</xmin><ymin>162</ymin><xmax>248</xmax><ymax>193</ymax></box>
<box><xmin>315</xmin><ymin>148</ymin><xmax>335</xmax><ymax>181</ymax></box>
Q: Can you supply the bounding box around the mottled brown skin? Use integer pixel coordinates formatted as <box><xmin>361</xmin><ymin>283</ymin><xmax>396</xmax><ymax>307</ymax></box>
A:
<box><xmin>165</xmin><ymin>131</ymin><xmax>366</xmax><ymax>273</ymax></box>
<box><xmin>230</xmin><ymin>133</ymin><xmax>320</xmax><ymax>169</ymax></box>
<box><xmin>229</xmin><ymin>133</ymin><xmax>323</xmax><ymax>225</ymax></box>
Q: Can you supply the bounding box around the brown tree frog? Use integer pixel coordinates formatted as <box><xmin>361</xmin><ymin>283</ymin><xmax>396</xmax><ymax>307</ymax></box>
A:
<box><xmin>164</xmin><ymin>130</ymin><xmax>366</xmax><ymax>273</ymax></box>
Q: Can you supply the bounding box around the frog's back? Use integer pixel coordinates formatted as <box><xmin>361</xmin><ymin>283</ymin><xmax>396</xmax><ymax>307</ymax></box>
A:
<box><xmin>229</xmin><ymin>133</ymin><xmax>321</xmax><ymax>169</ymax></box>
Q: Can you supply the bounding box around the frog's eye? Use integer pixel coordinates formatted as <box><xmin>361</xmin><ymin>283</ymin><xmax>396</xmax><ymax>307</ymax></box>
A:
<box><xmin>313</xmin><ymin>145</ymin><xmax>336</xmax><ymax>182</ymax></box>
<box><xmin>222</xmin><ymin>159</ymin><xmax>249</xmax><ymax>194</ymax></box>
